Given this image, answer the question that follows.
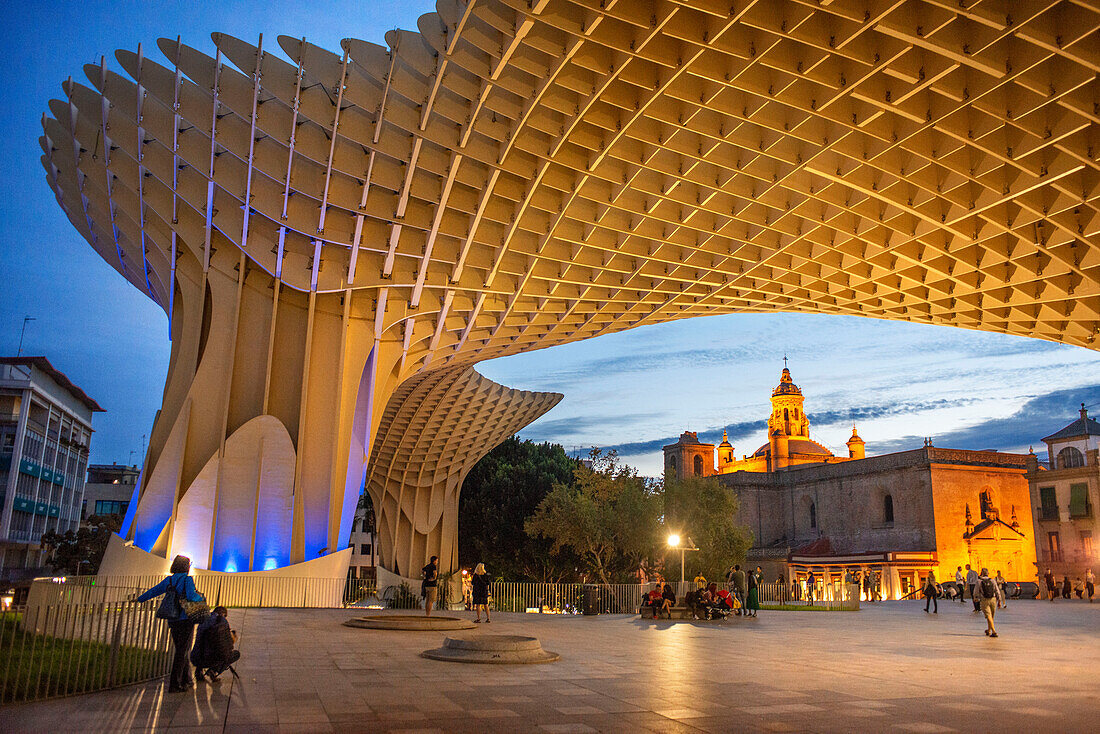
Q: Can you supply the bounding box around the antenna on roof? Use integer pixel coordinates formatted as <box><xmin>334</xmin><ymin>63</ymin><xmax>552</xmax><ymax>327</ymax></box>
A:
<box><xmin>17</xmin><ymin>316</ymin><xmax>35</xmax><ymax>356</ymax></box>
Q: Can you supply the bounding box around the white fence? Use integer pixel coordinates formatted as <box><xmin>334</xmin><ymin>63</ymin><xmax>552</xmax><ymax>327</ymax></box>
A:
<box><xmin>30</xmin><ymin>575</ymin><xmax>377</xmax><ymax>610</ymax></box>
<box><xmin>27</xmin><ymin>576</ymin><xmax>858</xmax><ymax>615</ymax></box>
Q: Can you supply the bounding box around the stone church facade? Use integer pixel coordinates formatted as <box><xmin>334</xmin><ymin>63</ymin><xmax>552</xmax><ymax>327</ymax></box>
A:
<box><xmin>666</xmin><ymin>367</ymin><xmax>1037</xmax><ymax>598</ymax></box>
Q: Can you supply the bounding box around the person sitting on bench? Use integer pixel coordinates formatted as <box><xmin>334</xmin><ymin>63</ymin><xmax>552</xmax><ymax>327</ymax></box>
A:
<box><xmin>191</xmin><ymin>606</ymin><xmax>240</xmax><ymax>682</ymax></box>
<box><xmin>645</xmin><ymin>583</ymin><xmax>666</xmax><ymax>617</ymax></box>
<box><xmin>661</xmin><ymin>580</ymin><xmax>676</xmax><ymax>617</ymax></box>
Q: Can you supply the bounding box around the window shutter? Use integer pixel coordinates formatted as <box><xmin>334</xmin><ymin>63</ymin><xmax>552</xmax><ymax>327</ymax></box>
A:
<box><xmin>1040</xmin><ymin>487</ymin><xmax>1058</xmax><ymax>520</ymax></box>
<box><xmin>1069</xmin><ymin>483</ymin><xmax>1089</xmax><ymax>518</ymax></box>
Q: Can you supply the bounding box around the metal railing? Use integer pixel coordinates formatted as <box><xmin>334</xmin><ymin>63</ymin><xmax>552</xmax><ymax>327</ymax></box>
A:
<box><xmin>1</xmin><ymin>594</ymin><xmax>172</xmax><ymax>705</ymax></box>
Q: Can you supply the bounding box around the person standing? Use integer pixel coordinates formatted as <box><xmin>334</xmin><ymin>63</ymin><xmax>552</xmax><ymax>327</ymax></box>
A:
<box><xmin>1086</xmin><ymin>568</ymin><xmax>1095</xmax><ymax>602</ymax></box>
<box><xmin>923</xmin><ymin>571</ymin><xmax>938</xmax><ymax>614</ymax></box>
<box><xmin>745</xmin><ymin>566</ymin><xmax>760</xmax><ymax>617</ymax></box>
<box><xmin>422</xmin><ymin>555</ymin><xmax>439</xmax><ymax>616</ymax></box>
<box><xmin>693</xmin><ymin>572</ymin><xmax>708</xmax><ymax>591</ymax></box>
<box><xmin>137</xmin><ymin>554</ymin><xmax>206</xmax><ymax>693</ymax></box>
<box><xmin>732</xmin><ymin>565</ymin><xmax>747</xmax><ymax>615</ymax></box>
<box><xmin>870</xmin><ymin>568</ymin><xmax>881</xmax><ymax>602</ymax></box>
<box><xmin>725</xmin><ymin>565</ymin><xmax>736</xmax><ymax>592</ymax></box>
<box><xmin>955</xmin><ymin>567</ymin><xmax>966</xmax><ymax>604</ymax></box>
<box><xmin>994</xmin><ymin>570</ymin><xmax>1007</xmax><ymax>608</ymax></box>
<box><xmin>977</xmin><ymin>568</ymin><xmax>998</xmax><ymax>638</ymax></box>
<box><xmin>806</xmin><ymin>570</ymin><xmax>816</xmax><ymax>603</ymax></box>
<box><xmin>1062</xmin><ymin>576</ymin><xmax>1072</xmax><ymax>600</ymax></box>
<box><xmin>471</xmin><ymin>563</ymin><xmax>491</xmax><ymax>623</ymax></box>
<box><xmin>963</xmin><ymin>567</ymin><xmax>981</xmax><ymax>611</ymax></box>
<box><xmin>1044</xmin><ymin>568</ymin><xmax>1057</xmax><ymax>601</ymax></box>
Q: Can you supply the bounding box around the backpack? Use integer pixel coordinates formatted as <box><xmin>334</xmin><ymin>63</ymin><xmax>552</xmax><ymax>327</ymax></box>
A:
<box><xmin>979</xmin><ymin>577</ymin><xmax>997</xmax><ymax>599</ymax></box>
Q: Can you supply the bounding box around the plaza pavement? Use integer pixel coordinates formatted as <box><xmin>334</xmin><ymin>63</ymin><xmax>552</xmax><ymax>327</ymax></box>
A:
<box><xmin>1</xmin><ymin>599</ymin><xmax>1098</xmax><ymax>733</ymax></box>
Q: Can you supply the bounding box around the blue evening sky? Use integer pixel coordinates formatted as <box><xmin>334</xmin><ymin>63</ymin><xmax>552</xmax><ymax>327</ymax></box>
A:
<box><xmin>2</xmin><ymin>2</ymin><xmax>1098</xmax><ymax>477</ymax></box>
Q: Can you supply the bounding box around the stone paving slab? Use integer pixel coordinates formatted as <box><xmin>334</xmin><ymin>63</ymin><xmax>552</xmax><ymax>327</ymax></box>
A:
<box><xmin>1</xmin><ymin>600</ymin><xmax>1098</xmax><ymax>732</ymax></box>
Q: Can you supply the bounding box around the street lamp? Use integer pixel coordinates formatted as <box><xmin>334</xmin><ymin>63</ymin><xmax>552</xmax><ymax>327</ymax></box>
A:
<box><xmin>667</xmin><ymin>534</ymin><xmax>697</xmax><ymax>591</ymax></box>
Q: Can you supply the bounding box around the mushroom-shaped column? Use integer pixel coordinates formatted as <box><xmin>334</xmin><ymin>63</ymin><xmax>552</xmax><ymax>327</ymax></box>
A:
<box><xmin>366</xmin><ymin>366</ymin><xmax>562</xmax><ymax>579</ymax></box>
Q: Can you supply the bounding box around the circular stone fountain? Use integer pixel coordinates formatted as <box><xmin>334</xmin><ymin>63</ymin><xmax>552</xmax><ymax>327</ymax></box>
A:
<box><xmin>343</xmin><ymin>615</ymin><xmax>476</xmax><ymax>631</ymax></box>
<box><xmin>421</xmin><ymin>635</ymin><xmax>560</xmax><ymax>664</ymax></box>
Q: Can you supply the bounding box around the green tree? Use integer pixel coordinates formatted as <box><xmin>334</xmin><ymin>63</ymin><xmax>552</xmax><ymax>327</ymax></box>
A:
<box><xmin>526</xmin><ymin>449</ymin><xmax>661</xmax><ymax>584</ymax></box>
<box><xmin>458</xmin><ymin>436</ymin><xmax>580</xmax><ymax>581</ymax></box>
<box><xmin>39</xmin><ymin>514</ymin><xmax>123</xmax><ymax>575</ymax></box>
<box><xmin>662</xmin><ymin>473</ymin><xmax>753</xmax><ymax>580</ymax></box>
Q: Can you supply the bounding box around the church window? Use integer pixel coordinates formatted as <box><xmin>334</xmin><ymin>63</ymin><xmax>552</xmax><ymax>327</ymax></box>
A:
<box><xmin>979</xmin><ymin>489</ymin><xmax>994</xmax><ymax>519</ymax></box>
<box><xmin>669</xmin><ymin>456</ymin><xmax>678</xmax><ymax>473</ymax></box>
<box><xmin>1057</xmin><ymin>447</ymin><xmax>1085</xmax><ymax>469</ymax></box>
<box><xmin>809</xmin><ymin>502</ymin><xmax>817</xmax><ymax>530</ymax></box>
<box><xmin>693</xmin><ymin>455</ymin><xmax>703</xmax><ymax>476</ymax></box>
<box><xmin>883</xmin><ymin>494</ymin><xmax>894</xmax><ymax>524</ymax></box>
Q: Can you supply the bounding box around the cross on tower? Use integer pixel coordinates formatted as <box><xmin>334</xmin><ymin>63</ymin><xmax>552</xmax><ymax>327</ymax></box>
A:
<box><xmin>783</xmin><ymin>354</ymin><xmax>788</xmax><ymax>369</ymax></box>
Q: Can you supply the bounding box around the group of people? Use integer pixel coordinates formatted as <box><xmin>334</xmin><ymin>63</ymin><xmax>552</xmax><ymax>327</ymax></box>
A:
<box><xmin>924</xmin><ymin>564</ymin><xmax>1011</xmax><ymax>614</ymax></box>
<box><xmin>723</xmin><ymin>564</ymin><xmax>762</xmax><ymax>616</ymax></box>
<box><xmin>923</xmin><ymin>566</ymin><xmax>1004</xmax><ymax>637</ymax></box>
<box><xmin>137</xmin><ymin>555</ymin><xmax>240</xmax><ymax>693</ymax></box>
<box><xmin>1043</xmin><ymin>568</ymin><xmax>1096</xmax><ymax>602</ymax></box>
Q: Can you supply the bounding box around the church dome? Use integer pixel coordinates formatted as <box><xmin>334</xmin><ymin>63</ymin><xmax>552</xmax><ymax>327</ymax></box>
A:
<box><xmin>772</xmin><ymin>367</ymin><xmax>802</xmax><ymax>397</ymax></box>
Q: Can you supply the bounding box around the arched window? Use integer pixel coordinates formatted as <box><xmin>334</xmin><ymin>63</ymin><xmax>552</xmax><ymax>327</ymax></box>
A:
<box><xmin>668</xmin><ymin>455</ymin><xmax>678</xmax><ymax>473</ymax></box>
<box><xmin>884</xmin><ymin>494</ymin><xmax>894</xmax><ymax>524</ymax></box>
<box><xmin>810</xmin><ymin>501</ymin><xmax>817</xmax><ymax>530</ymax></box>
<box><xmin>693</xmin><ymin>455</ymin><xmax>704</xmax><ymax>476</ymax></box>
<box><xmin>1058</xmin><ymin>447</ymin><xmax>1085</xmax><ymax>469</ymax></box>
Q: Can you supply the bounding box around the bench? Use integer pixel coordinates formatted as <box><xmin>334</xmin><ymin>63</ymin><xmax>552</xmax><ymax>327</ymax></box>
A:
<box><xmin>639</xmin><ymin>604</ymin><xmax>696</xmax><ymax>619</ymax></box>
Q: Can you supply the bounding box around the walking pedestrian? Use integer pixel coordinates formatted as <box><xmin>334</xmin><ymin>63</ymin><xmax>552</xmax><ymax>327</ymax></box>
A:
<box><xmin>806</xmin><ymin>570</ymin><xmax>816</xmax><ymax>603</ymax></box>
<box><xmin>985</xmin><ymin>567</ymin><xmax>1003</xmax><ymax>638</ymax></box>
<box><xmin>1086</xmin><ymin>568</ymin><xmax>1095</xmax><ymax>602</ymax></box>
<box><xmin>422</xmin><ymin>555</ymin><xmax>439</xmax><ymax>616</ymax></box>
<box><xmin>136</xmin><ymin>554</ymin><xmax>206</xmax><ymax>693</ymax></box>
<box><xmin>471</xmin><ymin>562</ymin><xmax>491</xmax><ymax>622</ymax></box>
<box><xmin>955</xmin><ymin>566</ymin><xmax>966</xmax><ymax>603</ymax></box>
<box><xmin>1044</xmin><ymin>568</ymin><xmax>1057</xmax><ymax>601</ymax></box>
<box><xmin>978</xmin><ymin>568</ymin><xmax>998</xmax><ymax>637</ymax></box>
<box><xmin>1062</xmin><ymin>576</ymin><xmax>1072</xmax><ymax>600</ymax></box>
<box><xmin>994</xmin><ymin>570</ymin><xmax>1007</xmax><ymax>608</ymax></box>
<box><xmin>923</xmin><ymin>570</ymin><xmax>938</xmax><ymax>613</ymax></box>
<box><xmin>1074</xmin><ymin>577</ymin><xmax>1085</xmax><ymax>599</ymax></box>
<box><xmin>966</xmin><ymin>564</ymin><xmax>979</xmax><ymax>611</ymax></box>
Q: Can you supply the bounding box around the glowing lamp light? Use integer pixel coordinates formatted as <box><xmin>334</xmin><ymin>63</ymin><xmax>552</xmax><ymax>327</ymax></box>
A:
<box><xmin>667</xmin><ymin>534</ymin><xmax>681</xmax><ymax>548</ymax></box>
<box><xmin>224</xmin><ymin>560</ymin><xmax>237</xmax><ymax>573</ymax></box>
<box><xmin>263</xmin><ymin>558</ymin><xmax>278</xmax><ymax>571</ymax></box>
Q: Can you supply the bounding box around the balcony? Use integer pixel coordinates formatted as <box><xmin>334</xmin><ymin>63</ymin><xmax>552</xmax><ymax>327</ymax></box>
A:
<box><xmin>1069</xmin><ymin>502</ymin><xmax>1093</xmax><ymax>520</ymax></box>
<box><xmin>1037</xmin><ymin>506</ymin><xmax>1060</xmax><ymax>521</ymax></box>
<box><xmin>1038</xmin><ymin>549</ymin><xmax>1096</xmax><ymax>565</ymax></box>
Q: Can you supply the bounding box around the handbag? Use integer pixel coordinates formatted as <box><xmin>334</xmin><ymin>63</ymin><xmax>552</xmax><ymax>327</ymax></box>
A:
<box><xmin>155</xmin><ymin>585</ymin><xmax>181</xmax><ymax>620</ymax></box>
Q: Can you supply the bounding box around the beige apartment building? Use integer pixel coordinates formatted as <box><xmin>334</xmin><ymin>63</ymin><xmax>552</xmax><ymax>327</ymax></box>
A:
<box><xmin>1027</xmin><ymin>406</ymin><xmax>1100</xmax><ymax>582</ymax></box>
